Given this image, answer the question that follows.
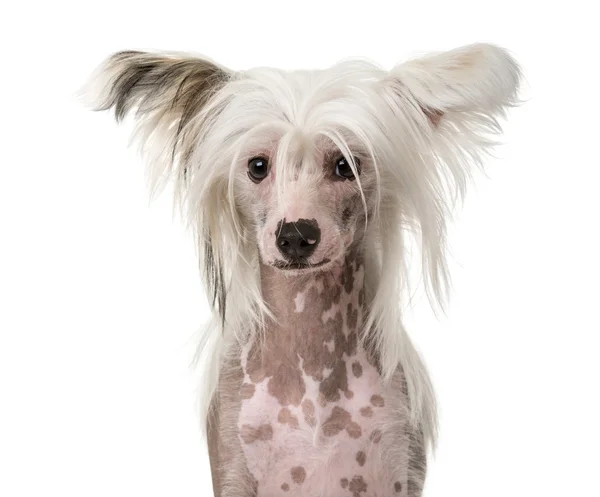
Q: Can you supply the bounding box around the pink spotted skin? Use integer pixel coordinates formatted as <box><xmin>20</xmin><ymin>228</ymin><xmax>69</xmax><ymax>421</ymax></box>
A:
<box><xmin>209</xmin><ymin>250</ymin><xmax>424</xmax><ymax>497</ymax></box>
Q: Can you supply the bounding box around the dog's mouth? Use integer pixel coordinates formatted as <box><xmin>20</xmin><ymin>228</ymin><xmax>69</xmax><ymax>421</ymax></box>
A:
<box><xmin>272</xmin><ymin>258</ymin><xmax>331</xmax><ymax>271</ymax></box>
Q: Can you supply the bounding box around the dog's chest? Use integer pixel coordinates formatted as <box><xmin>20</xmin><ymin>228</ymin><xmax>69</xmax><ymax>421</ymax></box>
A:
<box><xmin>237</xmin><ymin>339</ymin><xmax>409</xmax><ymax>497</ymax></box>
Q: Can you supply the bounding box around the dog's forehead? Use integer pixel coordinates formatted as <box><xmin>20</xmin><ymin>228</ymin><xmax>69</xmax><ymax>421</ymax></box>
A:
<box><xmin>225</xmin><ymin>63</ymin><xmax>383</xmax><ymax>162</ymax></box>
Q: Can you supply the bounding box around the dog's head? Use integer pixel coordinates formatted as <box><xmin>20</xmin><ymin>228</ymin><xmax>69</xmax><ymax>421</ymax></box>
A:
<box><xmin>84</xmin><ymin>44</ymin><xmax>520</xmax><ymax>317</ymax></box>
<box><xmin>238</xmin><ymin>127</ymin><xmax>371</xmax><ymax>275</ymax></box>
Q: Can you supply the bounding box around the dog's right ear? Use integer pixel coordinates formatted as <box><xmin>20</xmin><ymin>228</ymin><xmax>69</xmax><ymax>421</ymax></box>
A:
<box><xmin>82</xmin><ymin>51</ymin><xmax>231</xmax><ymax>188</ymax></box>
<box><xmin>83</xmin><ymin>51</ymin><xmax>236</xmax><ymax>325</ymax></box>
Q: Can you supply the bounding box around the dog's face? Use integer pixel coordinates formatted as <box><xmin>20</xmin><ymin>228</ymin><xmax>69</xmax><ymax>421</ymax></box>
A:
<box><xmin>236</xmin><ymin>143</ymin><xmax>370</xmax><ymax>274</ymax></box>
<box><xmin>198</xmin><ymin>66</ymin><xmax>390</xmax><ymax>275</ymax></box>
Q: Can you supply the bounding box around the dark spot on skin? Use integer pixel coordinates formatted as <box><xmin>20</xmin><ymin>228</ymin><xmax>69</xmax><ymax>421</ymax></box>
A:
<box><xmin>291</xmin><ymin>466</ymin><xmax>306</xmax><ymax>484</ymax></box>
<box><xmin>356</xmin><ymin>451</ymin><xmax>366</xmax><ymax>466</ymax></box>
<box><xmin>240</xmin><ymin>424</ymin><xmax>273</xmax><ymax>444</ymax></box>
<box><xmin>268</xmin><ymin>363</ymin><xmax>306</xmax><ymax>406</ymax></box>
<box><xmin>370</xmin><ymin>429</ymin><xmax>382</xmax><ymax>444</ymax></box>
<box><xmin>341</xmin><ymin>258</ymin><xmax>355</xmax><ymax>293</ymax></box>
<box><xmin>341</xmin><ymin>478</ymin><xmax>349</xmax><ymax>489</ymax></box>
<box><xmin>320</xmin><ymin>358</ymin><xmax>350</xmax><ymax>405</ymax></box>
<box><xmin>331</xmin><ymin>282</ymin><xmax>343</xmax><ymax>304</ymax></box>
<box><xmin>370</xmin><ymin>394</ymin><xmax>385</xmax><ymax>407</ymax></box>
<box><xmin>281</xmin><ymin>483</ymin><xmax>289</xmax><ymax>491</ymax></box>
<box><xmin>322</xmin><ymin>406</ymin><xmax>363</xmax><ymax>438</ymax></box>
<box><xmin>346</xmin><ymin>422</ymin><xmax>362</xmax><ymax>439</ymax></box>
<box><xmin>323</xmin><ymin>406</ymin><xmax>351</xmax><ymax>437</ymax></box>
<box><xmin>352</xmin><ymin>361</ymin><xmax>363</xmax><ymax>378</ymax></box>
<box><xmin>344</xmin><ymin>389</ymin><xmax>354</xmax><ymax>399</ymax></box>
<box><xmin>346</xmin><ymin>331</ymin><xmax>358</xmax><ymax>356</ymax></box>
<box><xmin>347</xmin><ymin>303</ymin><xmax>358</xmax><ymax>330</ymax></box>
<box><xmin>349</xmin><ymin>475</ymin><xmax>368</xmax><ymax>496</ymax></box>
<box><xmin>359</xmin><ymin>406</ymin><xmax>373</xmax><ymax>418</ymax></box>
<box><xmin>358</xmin><ymin>288</ymin><xmax>365</xmax><ymax>307</ymax></box>
<box><xmin>278</xmin><ymin>407</ymin><xmax>299</xmax><ymax>429</ymax></box>
<box><xmin>240</xmin><ymin>383</ymin><xmax>255</xmax><ymax>399</ymax></box>
<box><xmin>395</xmin><ymin>481</ymin><xmax>402</xmax><ymax>492</ymax></box>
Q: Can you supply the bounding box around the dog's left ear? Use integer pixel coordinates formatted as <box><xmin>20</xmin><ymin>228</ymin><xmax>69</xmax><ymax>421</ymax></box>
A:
<box><xmin>378</xmin><ymin>44</ymin><xmax>521</xmax><ymax>309</ymax></box>
<box><xmin>386</xmin><ymin>43</ymin><xmax>521</xmax><ymax>128</ymax></box>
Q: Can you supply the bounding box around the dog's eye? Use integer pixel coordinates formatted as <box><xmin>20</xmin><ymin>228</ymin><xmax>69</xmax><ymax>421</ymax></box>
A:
<box><xmin>248</xmin><ymin>157</ymin><xmax>269</xmax><ymax>183</ymax></box>
<box><xmin>335</xmin><ymin>156</ymin><xmax>360</xmax><ymax>180</ymax></box>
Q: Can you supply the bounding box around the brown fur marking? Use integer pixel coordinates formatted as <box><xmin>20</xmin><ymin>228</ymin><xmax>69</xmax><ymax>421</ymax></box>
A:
<box><xmin>346</xmin><ymin>421</ymin><xmax>362</xmax><ymax>439</ymax></box>
<box><xmin>322</xmin><ymin>406</ymin><xmax>351</xmax><ymax>437</ymax></box>
<box><xmin>349</xmin><ymin>475</ymin><xmax>368</xmax><ymax>496</ymax></box>
<box><xmin>347</xmin><ymin>303</ymin><xmax>358</xmax><ymax>329</ymax></box>
<box><xmin>359</xmin><ymin>406</ymin><xmax>373</xmax><ymax>418</ymax></box>
<box><xmin>291</xmin><ymin>466</ymin><xmax>306</xmax><ymax>484</ymax></box>
<box><xmin>278</xmin><ymin>407</ymin><xmax>299</xmax><ymax>429</ymax></box>
<box><xmin>240</xmin><ymin>424</ymin><xmax>273</xmax><ymax>444</ymax></box>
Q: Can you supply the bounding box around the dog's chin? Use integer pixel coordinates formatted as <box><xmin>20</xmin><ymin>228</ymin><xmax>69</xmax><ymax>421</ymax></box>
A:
<box><xmin>270</xmin><ymin>257</ymin><xmax>333</xmax><ymax>275</ymax></box>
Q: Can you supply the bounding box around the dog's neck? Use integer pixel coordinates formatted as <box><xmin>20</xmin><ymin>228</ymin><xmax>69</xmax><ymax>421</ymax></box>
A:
<box><xmin>243</xmin><ymin>248</ymin><xmax>367</xmax><ymax>407</ymax></box>
<box><xmin>259</xmin><ymin>248</ymin><xmax>366</xmax><ymax>339</ymax></box>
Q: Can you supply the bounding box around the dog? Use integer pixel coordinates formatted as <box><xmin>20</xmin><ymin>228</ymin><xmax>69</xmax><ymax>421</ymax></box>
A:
<box><xmin>83</xmin><ymin>43</ymin><xmax>520</xmax><ymax>496</ymax></box>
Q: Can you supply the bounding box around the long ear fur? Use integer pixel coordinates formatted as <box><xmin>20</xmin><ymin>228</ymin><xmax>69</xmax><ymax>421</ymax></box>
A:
<box><xmin>384</xmin><ymin>43</ymin><xmax>521</xmax><ymax>306</ymax></box>
<box><xmin>364</xmin><ymin>44</ymin><xmax>520</xmax><ymax>447</ymax></box>
<box><xmin>82</xmin><ymin>50</ymin><xmax>230</xmax><ymax>194</ymax></box>
<box><xmin>391</xmin><ymin>43</ymin><xmax>521</xmax><ymax>121</ymax></box>
<box><xmin>81</xmin><ymin>50</ymin><xmax>233</xmax><ymax>321</ymax></box>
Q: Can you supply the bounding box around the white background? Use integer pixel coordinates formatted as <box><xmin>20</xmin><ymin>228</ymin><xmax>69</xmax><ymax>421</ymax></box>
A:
<box><xmin>1</xmin><ymin>1</ymin><xmax>599</xmax><ymax>496</ymax></box>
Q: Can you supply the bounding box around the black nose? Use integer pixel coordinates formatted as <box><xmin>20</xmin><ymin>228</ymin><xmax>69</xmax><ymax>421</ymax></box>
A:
<box><xmin>276</xmin><ymin>218</ymin><xmax>321</xmax><ymax>260</ymax></box>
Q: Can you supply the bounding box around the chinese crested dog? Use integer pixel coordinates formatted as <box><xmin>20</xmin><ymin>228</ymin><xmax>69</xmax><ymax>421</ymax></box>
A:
<box><xmin>84</xmin><ymin>43</ymin><xmax>520</xmax><ymax>496</ymax></box>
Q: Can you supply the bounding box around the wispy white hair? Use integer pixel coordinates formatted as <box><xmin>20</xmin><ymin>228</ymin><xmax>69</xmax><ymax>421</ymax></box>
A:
<box><xmin>82</xmin><ymin>43</ymin><xmax>521</xmax><ymax>452</ymax></box>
